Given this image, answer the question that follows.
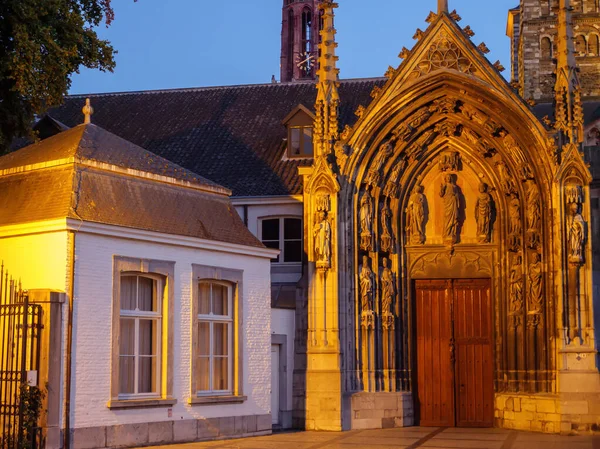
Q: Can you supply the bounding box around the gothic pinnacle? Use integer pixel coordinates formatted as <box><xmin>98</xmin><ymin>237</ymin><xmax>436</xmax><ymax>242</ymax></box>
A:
<box><xmin>438</xmin><ymin>0</ymin><xmax>449</xmax><ymax>14</ymax></box>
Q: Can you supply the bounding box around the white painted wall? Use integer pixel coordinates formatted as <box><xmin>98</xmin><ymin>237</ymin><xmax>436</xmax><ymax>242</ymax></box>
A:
<box><xmin>71</xmin><ymin>231</ymin><xmax>272</xmax><ymax>428</ymax></box>
<box><xmin>271</xmin><ymin>308</ymin><xmax>295</xmax><ymax>414</ymax></box>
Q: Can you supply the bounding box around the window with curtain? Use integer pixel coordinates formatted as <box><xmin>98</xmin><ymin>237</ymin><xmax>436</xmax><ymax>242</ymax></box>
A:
<box><xmin>119</xmin><ymin>274</ymin><xmax>162</xmax><ymax>398</ymax></box>
<box><xmin>196</xmin><ymin>282</ymin><xmax>233</xmax><ymax>395</ymax></box>
<box><xmin>260</xmin><ymin>217</ymin><xmax>302</xmax><ymax>263</ymax></box>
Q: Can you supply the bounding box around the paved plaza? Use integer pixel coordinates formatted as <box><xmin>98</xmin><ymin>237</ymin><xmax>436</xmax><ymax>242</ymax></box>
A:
<box><xmin>145</xmin><ymin>426</ymin><xmax>600</xmax><ymax>449</ymax></box>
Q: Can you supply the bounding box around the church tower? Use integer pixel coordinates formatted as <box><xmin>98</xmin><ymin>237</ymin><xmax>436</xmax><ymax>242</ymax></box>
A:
<box><xmin>280</xmin><ymin>0</ymin><xmax>322</xmax><ymax>82</ymax></box>
<box><xmin>507</xmin><ymin>0</ymin><xmax>600</xmax><ymax>101</ymax></box>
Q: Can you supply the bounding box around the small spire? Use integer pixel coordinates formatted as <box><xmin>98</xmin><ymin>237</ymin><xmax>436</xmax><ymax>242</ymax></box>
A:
<box><xmin>314</xmin><ymin>1</ymin><xmax>340</xmax><ymax>157</ymax></box>
<box><xmin>438</xmin><ymin>0</ymin><xmax>449</xmax><ymax>14</ymax></box>
<box><xmin>554</xmin><ymin>0</ymin><xmax>584</xmax><ymax>144</ymax></box>
<box><xmin>82</xmin><ymin>98</ymin><xmax>93</xmax><ymax>124</ymax></box>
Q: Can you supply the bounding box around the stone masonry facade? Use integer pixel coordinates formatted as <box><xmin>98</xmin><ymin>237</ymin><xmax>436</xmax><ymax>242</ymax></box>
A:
<box><xmin>511</xmin><ymin>0</ymin><xmax>600</xmax><ymax>100</ymax></box>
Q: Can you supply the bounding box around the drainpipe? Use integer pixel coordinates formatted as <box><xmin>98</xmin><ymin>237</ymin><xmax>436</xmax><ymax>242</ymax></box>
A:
<box><xmin>63</xmin><ymin>231</ymin><xmax>75</xmax><ymax>449</ymax></box>
<box><xmin>243</xmin><ymin>205</ymin><xmax>249</xmax><ymax>228</ymax></box>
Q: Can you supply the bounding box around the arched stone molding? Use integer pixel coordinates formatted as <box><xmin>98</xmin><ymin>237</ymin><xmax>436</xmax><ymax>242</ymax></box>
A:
<box><xmin>337</xmin><ymin>74</ymin><xmax>558</xmax><ymax>394</ymax></box>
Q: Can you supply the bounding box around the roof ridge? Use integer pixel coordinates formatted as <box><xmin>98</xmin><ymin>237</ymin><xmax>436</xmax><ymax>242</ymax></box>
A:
<box><xmin>66</xmin><ymin>76</ymin><xmax>387</xmax><ymax>98</ymax></box>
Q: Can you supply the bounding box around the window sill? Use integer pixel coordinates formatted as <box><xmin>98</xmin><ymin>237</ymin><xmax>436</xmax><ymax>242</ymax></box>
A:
<box><xmin>107</xmin><ymin>398</ymin><xmax>177</xmax><ymax>410</ymax></box>
<box><xmin>188</xmin><ymin>395</ymin><xmax>247</xmax><ymax>406</ymax></box>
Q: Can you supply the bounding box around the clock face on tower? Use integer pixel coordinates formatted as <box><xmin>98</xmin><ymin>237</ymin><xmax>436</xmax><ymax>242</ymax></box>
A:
<box><xmin>296</xmin><ymin>51</ymin><xmax>316</xmax><ymax>76</ymax></box>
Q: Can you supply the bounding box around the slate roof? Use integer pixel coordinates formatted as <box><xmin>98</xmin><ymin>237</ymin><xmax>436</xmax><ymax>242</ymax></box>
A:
<box><xmin>42</xmin><ymin>81</ymin><xmax>600</xmax><ymax>197</ymax></box>
<box><xmin>0</xmin><ymin>124</ymin><xmax>264</xmax><ymax>248</ymax></box>
<box><xmin>46</xmin><ymin>79</ymin><xmax>386</xmax><ymax>197</ymax></box>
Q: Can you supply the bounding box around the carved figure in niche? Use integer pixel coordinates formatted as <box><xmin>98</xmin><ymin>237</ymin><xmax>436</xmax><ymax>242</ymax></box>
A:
<box><xmin>380</xmin><ymin>202</ymin><xmax>394</xmax><ymax>253</ymax></box>
<box><xmin>406</xmin><ymin>185</ymin><xmax>427</xmax><ymax>245</ymax></box>
<box><xmin>429</xmin><ymin>97</ymin><xmax>458</xmax><ymax>114</ymax></box>
<box><xmin>568</xmin><ymin>202</ymin><xmax>586</xmax><ymax>265</ymax></box>
<box><xmin>439</xmin><ymin>174</ymin><xmax>460</xmax><ymax>245</ymax></box>
<box><xmin>526</xmin><ymin>182</ymin><xmax>542</xmax><ymax>249</ymax></box>
<box><xmin>380</xmin><ymin>257</ymin><xmax>395</xmax><ymax>316</ymax></box>
<box><xmin>313</xmin><ymin>210</ymin><xmax>331</xmax><ymax>269</ymax></box>
<box><xmin>439</xmin><ymin>151</ymin><xmax>460</xmax><ymax>172</ymax></box>
<box><xmin>508</xmin><ymin>193</ymin><xmax>522</xmax><ymax>252</ymax></box>
<box><xmin>434</xmin><ymin>120</ymin><xmax>459</xmax><ymax>137</ymax></box>
<box><xmin>475</xmin><ymin>182</ymin><xmax>493</xmax><ymax>243</ymax></box>
<box><xmin>365</xmin><ymin>141</ymin><xmax>393</xmax><ymax>187</ymax></box>
<box><xmin>461</xmin><ymin>103</ymin><xmax>486</xmax><ymax>125</ymax></box>
<box><xmin>495</xmin><ymin>160</ymin><xmax>517</xmax><ymax>195</ymax></box>
<box><xmin>509</xmin><ymin>254</ymin><xmax>523</xmax><ymax>315</ymax></box>
<box><xmin>360</xmin><ymin>189</ymin><xmax>374</xmax><ymax>251</ymax></box>
<box><xmin>383</xmin><ymin>159</ymin><xmax>406</xmax><ymax>199</ymax></box>
<box><xmin>528</xmin><ymin>252</ymin><xmax>544</xmax><ymax>313</ymax></box>
<box><xmin>359</xmin><ymin>255</ymin><xmax>374</xmax><ymax>313</ymax></box>
<box><xmin>409</xmin><ymin>108</ymin><xmax>432</xmax><ymax>129</ymax></box>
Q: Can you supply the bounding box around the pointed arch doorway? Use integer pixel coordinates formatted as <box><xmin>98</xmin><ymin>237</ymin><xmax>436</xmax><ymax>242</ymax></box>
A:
<box><xmin>415</xmin><ymin>278</ymin><xmax>494</xmax><ymax>427</ymax></box>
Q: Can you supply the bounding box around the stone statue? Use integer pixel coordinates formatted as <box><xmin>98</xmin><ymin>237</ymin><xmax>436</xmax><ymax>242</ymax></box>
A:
<box><xmin>360</xmin><ymin>189</ymin><xmax>374</xmax><ymax>251</ymax></box>
<box><xmin>438</xmin><ymin>151</ymin><xmax>460</xmax><ymax>172</ymax></box>
<box><xmin>509</xmin><ymin>254</ymin><xmax>523</xmax><ymax>315</ymax></box>
<box><xmin>406</xmin><ymin>185</ymin><xmax>426</xmax><ymax>245</ymax></box>
<box><xmin>496</xmin><ymin>160</ymin><xmax>516</xmax><ymax>195</ymax></box>
<box><xmin>380</xmin><ymin>258</ymin><xmax>395</xmax><ymax>316</ymax></box>
<box><xmin>380</xmin><ymin>203</ymin><xmax>394</xmax><ymax>253</ymax></box>
<box><xmin>508</xmin><ymin>193</ymin><xmax>522</xmax><ymax>252</ymax></box>
<box><xmin>568</xmin><ymin>203</ymin><xmax>586</xmax><ymax>265</ymax></box>
<box><xmin>383</xmin><ymin>159</ymin><xmax>406</xmax><ymax>198</ymax></box>
<box><xmin>359</xmin><ymin>255</ymin><xmax>374</xmax><ymax>313</ymax></box>
<box><xmin>439</xmin><ymin>174</ymin><xmax>460</xmax><ymax>245</ymax></box>
<box><xmin>528</xmin><ymin>252</ymin><xmax>543</xmax><ymax>313</ymax></box>
<box><xmin>475</xmin><ymin>182</ymin><xmax>493</xmax><ymax>243</ymax></box>
<box><xmin>526</xmin><ymin>182</ymin><xmax>541</xmax><ymax>231</ymax></box>
<box><xmin>313</xmin><ymin>211</ymin><xmax>331</xmax><ymax>269</ymax></box>
<box><xmin>365</xmin><ymin>141</ymin><xmax>393</xmax><ymax>187</ymax></box>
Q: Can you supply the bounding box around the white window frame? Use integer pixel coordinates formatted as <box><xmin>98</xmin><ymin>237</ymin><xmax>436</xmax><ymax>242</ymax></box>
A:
<box><xmin>259</xmin><ymin>216</ymin><xmax>303</xmax><ymax>265</ymax></box>
<box><xmin>196</xmin><ymin>281</ymin><xmax>234</xmax><ymax>396</ymax></box>
<box><xmin>118</xmin><ymin>273</ymin><xmax>163</xmax><ymax>400</ymax></box>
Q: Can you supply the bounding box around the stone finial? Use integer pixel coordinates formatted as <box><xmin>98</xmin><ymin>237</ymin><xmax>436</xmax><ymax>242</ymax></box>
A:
<box><xmin>82</xmin><ymin>98</ymin><xmax>93</xmax><ymax>124</ymax></box>
<box><xmin>438</xmin><ymin>0</ymin><xmax>448</xmax><ymax>14</ymax></box>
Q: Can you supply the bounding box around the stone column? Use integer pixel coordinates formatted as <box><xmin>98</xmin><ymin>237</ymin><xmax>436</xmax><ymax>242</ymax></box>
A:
<box><xmin>28</xmin><ymin>290</ymin><xmax>65</xmax><ymax>449</ymax></box>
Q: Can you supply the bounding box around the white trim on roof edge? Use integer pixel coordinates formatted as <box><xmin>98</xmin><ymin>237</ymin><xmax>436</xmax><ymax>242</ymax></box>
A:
<box><xmin>230</xmin><ymin>195</ymin><xmax>303</xmax><ymax>206</ymax></box>
<box><xmin>0</xmin><ymin>218</ymin><xmax>279</xmax><ymax>260</ymax></box>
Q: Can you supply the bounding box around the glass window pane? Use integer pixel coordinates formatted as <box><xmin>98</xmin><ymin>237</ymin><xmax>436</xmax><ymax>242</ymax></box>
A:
<box><xmin>138</xmin><ymin>277</ymin><xmax>155</xmax><ymax>312</ymax></box>
<box><xmin>138</xmin><ymin>356</ymin><xmax>156</xmax><ymax>394</ymax></box>
<box><xmin>263</xmin><ymin>241</ymin><xmax>280</xmax><ymax>263</ymax></box>
<box><xmin>119</xmin><ymin>319</ymin><xmax>135</xmax><ymax>356</ymax></box>
<box><xmin>198</xmin><ymin>283</ymin><xmax>211</xmax><ymax>315</ymax></box>
<box><xmin>119</xmin><ymin>356</ymin><xmax>135</xmax><ymax>395</ymax></box>
<box><xmin>120</xmin><ymin>276</ymin><xmax>137</xmax><ymax>311</ymax></box>
<box><xmin>303</xmin><ymin>127</ymin><xmax>313</xmax><ymax>155</ymax></box>
<box><xmin>198</xmin><ymin>321</ymin><xmax>210</xmax><ymax>356</ymax></box>
<box><xmin>138</xmin><ymin>319</ymin><xmax>156</xmax><ymax>356</ymax></box>
<box><xmin>213</xmin><ymin>357</ymin><xmax>229</xmax><ymax>391</ymax></box>
<box><xmin>284</xmin><ymin>218</ymin><xmax>302</xmax><ymax>240</ymax></box>
<box><xmin>290</xmin><ymin>128</ymin><xmax>301</xmax><ymax>155</ymax></box>
<box><xmin>213</xmin><ymin>322</ymin><xmax>229</xmax><ymax>356</ymax></box>
<box><xmin>261</xmin><ymin>219</ymin><xmax>280</xmax><ymax>241</ymax></box>
<box><xmin>283</xmin><ymin>240</ymin><xmax>302</xmax><ymax>263</ymax></box>
<box><xmin>197</xmin><ymin>357</ymin><xmax>210</xmax><ymax>392</ymax></box>
<box><xmin>212</xmin><ymin>285</ymin><xmax>228</xmax><ymax>316</ymax></box>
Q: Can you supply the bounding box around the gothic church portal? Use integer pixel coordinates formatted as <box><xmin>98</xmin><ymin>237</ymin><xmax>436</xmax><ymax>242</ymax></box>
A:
<box><xmin>301</xmin><ymin>0</ymin><xmax>598</xmax><ymax>432</ymax></box>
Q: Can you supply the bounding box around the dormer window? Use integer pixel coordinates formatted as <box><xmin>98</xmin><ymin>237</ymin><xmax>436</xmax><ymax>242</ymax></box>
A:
<box><xmin>282</xmin><ymin>104</ymin><xmax>315</xmax><ymax>159</ymax></box>
<box><xmin>289</xmin><ymin>126</ymin><xmax>313</xmax><ymax>157</ymax></box>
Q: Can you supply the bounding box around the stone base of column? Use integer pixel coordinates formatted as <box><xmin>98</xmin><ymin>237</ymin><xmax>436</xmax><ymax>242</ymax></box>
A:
<box><xmin>305</xmin><ymin>351</ymin><xmax>344</xmax><ymax>431</ymax></box>
<box><xmin>350</xmin><ymin>392</ymin><xmax>414</xmax><ymax>430</ymax></box>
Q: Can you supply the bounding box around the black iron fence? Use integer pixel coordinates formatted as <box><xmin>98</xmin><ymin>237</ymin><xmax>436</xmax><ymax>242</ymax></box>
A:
<box><xmin>0</xmin><ymin>264</ymin><xmax>43</xmax><ymax>449</ymax></box>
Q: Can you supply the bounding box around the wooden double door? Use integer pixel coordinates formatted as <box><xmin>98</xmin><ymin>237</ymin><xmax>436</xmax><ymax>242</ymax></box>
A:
<box><xmin>415</xmin><ymin>279</ymin><xmax>494</xmax><ymax>427</ymax></box>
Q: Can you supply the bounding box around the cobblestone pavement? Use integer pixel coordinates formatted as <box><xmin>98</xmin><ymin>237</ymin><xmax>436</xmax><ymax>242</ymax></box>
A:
<box><xmin>146</xmin><ymin>426</ymin><xmax>600</xmax><ymax>449</ymax></box>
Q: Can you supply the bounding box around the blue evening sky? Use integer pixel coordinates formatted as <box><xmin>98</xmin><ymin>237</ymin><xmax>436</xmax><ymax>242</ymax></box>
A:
<box><xmin>69</xmin><ymin>0</ymin><xmax>518</xmax><ymax>95</ymax></box>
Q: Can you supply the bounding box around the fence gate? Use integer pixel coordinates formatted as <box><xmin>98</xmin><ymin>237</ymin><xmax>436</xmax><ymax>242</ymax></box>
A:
<box><xmin>0</xmin><ymin>265</ymin><xmax>43</xmax><ymax>449</ymax></box>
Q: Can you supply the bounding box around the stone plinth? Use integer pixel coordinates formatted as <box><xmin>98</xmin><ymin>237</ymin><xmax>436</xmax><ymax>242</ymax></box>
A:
<box><xmin>351</xmin><ymin>392</ymin><xmax>413</xmax><ymax>430</ymax></box>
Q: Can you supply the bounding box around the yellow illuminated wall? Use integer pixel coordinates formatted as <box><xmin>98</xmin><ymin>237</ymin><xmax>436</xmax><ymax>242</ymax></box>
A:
<box><xmin>0</xmin><ymin>231</ymin><xmax>69</xmax><ymax>292</ymax></box>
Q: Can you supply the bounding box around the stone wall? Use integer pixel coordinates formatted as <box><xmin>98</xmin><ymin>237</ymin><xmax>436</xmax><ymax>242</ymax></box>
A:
<box><xmin>71</xmin><ymin>414</ymin><xmax>272</xmax><ymax>449</ymax></box>
<box><xmin>495</xmin><ymin>393</ymin><xmax>600</xmax><ymax>434</ymax></box>
<box><xmin>351</xmin><ymin>392</ymin><xmax>413</xmax><ymax>430</ymax></box>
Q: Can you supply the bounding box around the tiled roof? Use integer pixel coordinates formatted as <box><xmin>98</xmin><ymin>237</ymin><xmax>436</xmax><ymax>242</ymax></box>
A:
<box><xmin>46</xmin><ymin>79</ymin><xmax>386</xmax><ymax>197</ymax></box>
<box><xmin>0</xmin><ymin>124</ymin><xmax>264</xmax><ymax>248</ymax></box>
<box><xmin>44</xmin><ymin>82</ymin><xmax>600</xmax><ymax>197</ymax></box>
